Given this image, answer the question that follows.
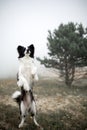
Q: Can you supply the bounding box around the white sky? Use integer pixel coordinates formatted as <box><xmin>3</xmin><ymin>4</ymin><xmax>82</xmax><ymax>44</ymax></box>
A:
<box><xmin>0</xmin><ymin>0</ymin><xmax>87</xmax><ymax>78</ymax></box>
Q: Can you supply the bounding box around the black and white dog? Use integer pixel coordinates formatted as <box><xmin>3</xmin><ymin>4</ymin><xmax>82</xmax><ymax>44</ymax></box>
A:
<box><xmin>12</xmin><ymin>44</ymin><xmax>40</xmax><ymax>128</ymax></box>
<box><xmin>17</xmin><ymin>44</ymin><xmax>38</xmax><ymax>91</ymax></box>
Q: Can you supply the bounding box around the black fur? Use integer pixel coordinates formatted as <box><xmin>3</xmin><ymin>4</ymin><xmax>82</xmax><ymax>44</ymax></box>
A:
<box><xmin>14</xmin><ymin>87</ymin><xmax>26</xmax><ymax>105</ymax></box>
<box><xmin>17</xmin><ymin>45</ymin><xmax>26</xmax><ymax>58</ymax></box>
<box><xmin>17</xmin><ymin>44</ymin><xmax>34</xmax><ymax>58</ymax></box>
<box><xmin>27</xmin><ymin>44</ymin><xmax>34</xmax><ymax>58</ymax></box>
<box><xmin>29</xmin><ymin>89</ymin><xmax>35</xmax><ymax>101</ymax></box>
<box><xmin>17</xmin><ymin>73</ymin><xmax>19</xmax><ymax>81</ymax></box>
<box><xmin>15</xmin><ymin>87</ymin><xmax>35</xmax><ymax>105</ymax></box>
<box><xmin>15</xmin><ymin>94</ymin><xmax>21</xmax><ymax>105</ymax></box>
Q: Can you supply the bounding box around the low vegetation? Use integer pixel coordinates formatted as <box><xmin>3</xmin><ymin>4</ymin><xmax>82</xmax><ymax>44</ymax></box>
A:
<box><xmin>0</xmin><ymin>77</ymin><xmax>87</xmax><ymax>130</ymax></box>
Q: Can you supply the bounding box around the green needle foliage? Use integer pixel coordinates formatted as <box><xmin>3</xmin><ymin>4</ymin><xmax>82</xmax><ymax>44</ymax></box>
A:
<box><xmin>37</xmin><ymin>22</ymin><xmax>87</xmax><ymax>86</ymax></box>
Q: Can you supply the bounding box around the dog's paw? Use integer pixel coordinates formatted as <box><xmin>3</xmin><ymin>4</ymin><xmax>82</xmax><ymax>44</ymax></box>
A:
<box><xmin>18</xmin><ymin>123</ymin><xmax>23</xmax><ymax>128</ymax></box>
<box><xmin>37</xmin><ymin>125</ymin><xmax>44</xmax><ymax>130</ymax></box>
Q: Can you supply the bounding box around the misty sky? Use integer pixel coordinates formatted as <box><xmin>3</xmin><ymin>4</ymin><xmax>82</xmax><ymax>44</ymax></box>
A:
<box><xmin>0</xmin><ymin>0</ymin><xmax>87</xmax><ymax>78</ymax></box>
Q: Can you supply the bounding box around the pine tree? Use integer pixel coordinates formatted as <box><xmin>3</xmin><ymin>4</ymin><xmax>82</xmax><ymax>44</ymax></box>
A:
<box><xmin>37</xmin><ymin>22</ymin><xmax>87</xmax><ymax>86</ymax></box>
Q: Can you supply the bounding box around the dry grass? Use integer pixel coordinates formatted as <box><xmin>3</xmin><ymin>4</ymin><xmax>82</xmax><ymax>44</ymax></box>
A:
<box><xmin>0</xmin><ymin>77</ymin><xmax>87</xmax><ymax>130</ymax></box>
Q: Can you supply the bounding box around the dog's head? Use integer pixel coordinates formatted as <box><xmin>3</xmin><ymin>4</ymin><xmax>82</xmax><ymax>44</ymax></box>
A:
<box><xmin>17</xmin><ymin>44</ymin><xmax>35</xmax><ymax>58</ymax></box>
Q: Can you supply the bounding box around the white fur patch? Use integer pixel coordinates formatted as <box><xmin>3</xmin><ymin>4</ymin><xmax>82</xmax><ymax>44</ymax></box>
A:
<box><xmin>12</xmin><ymin>91</ymin><xmax>21</xmax><ymax>99</ymax></box>
<box><xmin>17</xmin><ymin>56</ymin><xmax>38</xmax><ymax>90</ymax></box>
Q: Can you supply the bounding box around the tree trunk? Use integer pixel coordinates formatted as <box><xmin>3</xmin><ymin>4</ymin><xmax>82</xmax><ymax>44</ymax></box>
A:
<box><xmin>65</xmin><ymin>56</ymin><xmax>75</xmax><ymax>86</ymax></box>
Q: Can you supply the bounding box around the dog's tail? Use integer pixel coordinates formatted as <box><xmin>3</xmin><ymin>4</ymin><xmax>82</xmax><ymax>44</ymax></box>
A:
<box><xmin>12</xmin><ymin>91</ymin><xmax>21</xmax><ymax>104</ymax></box>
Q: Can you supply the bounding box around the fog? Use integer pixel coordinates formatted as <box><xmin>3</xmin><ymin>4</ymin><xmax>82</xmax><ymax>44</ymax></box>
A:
<box><xmin>0</xmin><ymin>0</ymin><xmax>87</xmax><ymax>78</ymax></box>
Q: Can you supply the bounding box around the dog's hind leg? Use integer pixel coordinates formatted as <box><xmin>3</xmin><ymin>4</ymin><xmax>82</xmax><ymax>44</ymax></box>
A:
<box><xmin>31</xmin><ymin>101</ymin><xmax>40</xmax><ymax>127</ymax></box>
<box><xmin>19</xmin><ymin>115</ymin><xmax>25</xmax><ymax>128</ymax></box>
<box><xmin>31</xmin><ymin>101</ymin><xmax>44</xmax><ymax>130</ymax></box>
<box><xmin>19</xmin><ymin>101</ymin><xmax>26</xmax><ymax>128</ymax></box>
<box><xmin>33</xmin><ymin>115</ymin><xmax>40</xmax><ymax>127</ymax></box>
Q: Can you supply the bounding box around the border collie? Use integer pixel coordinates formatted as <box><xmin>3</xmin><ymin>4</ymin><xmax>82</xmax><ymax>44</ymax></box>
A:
<box><xmin>12</xmin><ymin>44</ymin><xmax>40</xmax><ymax>128</ymax></box>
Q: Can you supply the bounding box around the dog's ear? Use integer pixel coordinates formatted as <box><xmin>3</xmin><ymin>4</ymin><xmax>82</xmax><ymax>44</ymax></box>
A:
<box><xmin>27</xmin><ymin>44</ymin><xmax>35</xmax><ymax>58</ymax></box>
<box><xmin>17</xmin><ymin>45</ymin><xmax>26</xmax><ymax>58</ymax></box>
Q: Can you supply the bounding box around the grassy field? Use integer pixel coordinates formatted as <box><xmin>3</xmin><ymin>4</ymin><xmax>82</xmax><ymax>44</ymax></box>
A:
<box><xmin>0</xmin><ymin>77</ymin><xmax>87</xmax><ymax>130</ymax></box>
